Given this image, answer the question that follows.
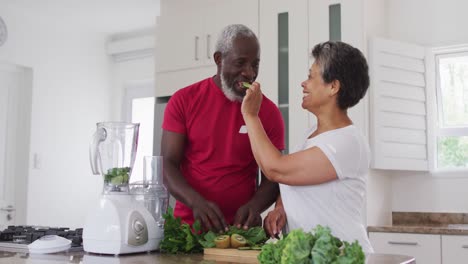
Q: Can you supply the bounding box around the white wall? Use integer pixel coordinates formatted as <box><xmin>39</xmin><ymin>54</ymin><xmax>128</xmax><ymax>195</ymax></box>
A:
<box><xmin>1</xmin><ymin>2</ymin><xmax>156</xmax><ymax>229</ymax></box>
<box><xmin>0</xmin><ymin>9</ymin><xmax>112</xmax><ymax>228</ymax></box>
<box><xmin>362</xmin><ymin>0</ymin><xmax>395</xmax><ymax>226</ymax></box>
<box><xmin>388</xmin><ymin>0</ymin><xmax>468</xmax><ymax>47</ymax></box>
<box><xmin>385</xmin><ymin>0</ymin><xmax>468</xmax><ymax>214</ymax></box>
<box><xmin>111</xmin><ymin>56</ymin><xmax>155</xmax><ymax>121</ymax></box>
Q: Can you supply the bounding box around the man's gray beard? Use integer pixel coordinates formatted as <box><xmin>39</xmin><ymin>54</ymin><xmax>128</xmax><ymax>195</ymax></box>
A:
<box><xmin>220</xmin><ymin>73</ymin><xmax>243</xmax><ymax>102</ymax></box>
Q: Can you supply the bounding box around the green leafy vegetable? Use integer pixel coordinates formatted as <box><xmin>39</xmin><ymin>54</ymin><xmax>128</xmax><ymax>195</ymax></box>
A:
<box><xmin>197</xmin><ymin>225</ymin><xmax>268</xmax><ymax>248</ymax></box>
<box><xmin>257</xmin><ymin>225</ymin><xmax>365</xmax><ymax>264</ymax></box>
<box><xmin>334</xmin><ymin>241</ymin><xmax>365</xmax><ymax>264</ymax></box>
<box><xmin>227</xmin><ymin>226</ymin><xmax>268</xmax><ymax>246</ymax></box>
<box><xmin>198</xmin><ymin>231</ymin><xmax>217</xmax><ymax>248</ymax></box>
<box><xmin>281</xmin><ymin>229</ymin><xmax>314</xmax><ymax>264</ymax></box>
<box><xmin>258</xmin><ymin>234</ymin><xmax>288</xmax><ymax>264</ymax></box>
<box><xmin>160</xmin><ymin>207</ymin><xmax>204</xmax><ymax>254</ymax></box>
<box><xmin>160</xmin><ymin>207</ymin><xmax>268</xmax><ymax>253</ymax></box>
<box><xmin>104</xmin><ymin>167</ymin><xmax>130</xmax><ymax>185</ymax></box>
<box><xmin>311</xmin><ymin>226</ymin><xmax>341</xmax><ymax>263</ymax></box>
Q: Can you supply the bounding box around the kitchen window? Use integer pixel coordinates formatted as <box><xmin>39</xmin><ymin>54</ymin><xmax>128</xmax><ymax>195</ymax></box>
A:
<box><xmin>435</xmin><ymin>51</ymin><xmax>468</xmax><ymax>171</ymax></box>
<box><xmin>122</xmin><ymin>80</ymin><xmax>156</xmax><ymax>182</ymax></box>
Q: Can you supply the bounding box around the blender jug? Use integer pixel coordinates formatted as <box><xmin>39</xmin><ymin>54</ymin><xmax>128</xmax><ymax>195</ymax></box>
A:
<box><xmin>89</xmin><ymin>122</ymin><xmax>139</xmax><ymax>194</ymax></box>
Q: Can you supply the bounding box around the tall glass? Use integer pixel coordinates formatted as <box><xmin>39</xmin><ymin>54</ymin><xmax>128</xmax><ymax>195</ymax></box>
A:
<box><xmin>130</xmin><ymin>156</ymin><xmax>168</xmax><ymax>227</ymax></box>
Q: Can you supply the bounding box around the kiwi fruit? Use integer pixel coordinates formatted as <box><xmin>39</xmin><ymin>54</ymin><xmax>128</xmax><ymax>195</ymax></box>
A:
<box><xmin>214</xmin><ymin>235</ymin><xmax>231</xmax><ymax>249</ymax></box>
<box><xmin>230</xmin><ymin>234</ymin><xmax>247</xmax><ymax>248</ymax></box>
<box><xmin>241</xmin><ymin>82</ymin><xmax>252</xmax><ymax>89</ymax></box>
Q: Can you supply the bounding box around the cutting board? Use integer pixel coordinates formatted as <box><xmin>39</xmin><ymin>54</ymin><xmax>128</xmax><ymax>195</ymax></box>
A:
<box><xmin>203</xmin><ymin>248</ymin><xmax>260</xmax><ymax>263</ymax></box>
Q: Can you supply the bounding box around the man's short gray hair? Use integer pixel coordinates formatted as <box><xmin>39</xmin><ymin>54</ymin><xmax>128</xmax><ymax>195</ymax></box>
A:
<box><xmin>215</xmin><ymin>24</ymin><xmax>258</xmax><ymax>55</ymax></box>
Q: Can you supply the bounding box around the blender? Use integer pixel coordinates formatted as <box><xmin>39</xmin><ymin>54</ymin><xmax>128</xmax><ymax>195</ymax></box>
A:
<box><xmin>83</xmin><ymin>122</ymin><xmax>165</xmax><ymax>255</ymax></box>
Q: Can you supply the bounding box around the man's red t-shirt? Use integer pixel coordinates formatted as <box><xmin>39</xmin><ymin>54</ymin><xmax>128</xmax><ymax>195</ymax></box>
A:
<box><xmin>162</xmin><ymin>77</ymin><xmax>285</xmax><ymax>225</ymax></box>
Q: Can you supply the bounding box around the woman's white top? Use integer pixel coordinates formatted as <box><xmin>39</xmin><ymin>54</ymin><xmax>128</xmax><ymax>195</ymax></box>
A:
<box><xmin>280</xmin><ymin>124</ymin><xmax>374</xmax><ymax>253</ymax></box>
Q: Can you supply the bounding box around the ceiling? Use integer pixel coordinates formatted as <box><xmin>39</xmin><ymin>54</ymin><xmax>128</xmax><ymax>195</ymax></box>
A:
<box><xmin>1</xmin><ymin>0</ymin><xmax>160</xmax><ymax>35</ymax></box>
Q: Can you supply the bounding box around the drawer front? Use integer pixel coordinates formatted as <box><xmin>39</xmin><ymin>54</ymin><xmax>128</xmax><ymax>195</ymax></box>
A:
<box><xmin>442</xmin><ymin>235</ymin><xmax>468</xmax><ymax>264</ymax></box>
<box><xmin>369</xmin><ymin>232</ymin><xmax>441</xmax><ymax>264</ymax></box>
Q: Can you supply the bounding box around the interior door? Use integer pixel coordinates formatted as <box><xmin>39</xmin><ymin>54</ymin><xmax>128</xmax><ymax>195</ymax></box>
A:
<box><xmin>0</xmin><ymin>66</ymin><xmax>17</xmax><ymax>229</ymax></box>
<box><xmin>0</xmin><ymin>63</ymin><xmax>32</xmax><ymax>229</ymax></box>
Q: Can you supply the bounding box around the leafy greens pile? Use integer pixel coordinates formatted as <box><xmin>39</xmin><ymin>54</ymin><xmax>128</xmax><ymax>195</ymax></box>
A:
<box><xmin>258</xmin><ymin>226</ymin><xmax>365</xmax><ymax>264</ymax></box>
<box><xmin>160</xmin><ymin>207</ymin><xmax>268</xmax><ymax>254</ymax></box>
<box><xmin>104</xmin><ymin>167</ymin><xmax>130</xmax><ymax>185</ymax></box>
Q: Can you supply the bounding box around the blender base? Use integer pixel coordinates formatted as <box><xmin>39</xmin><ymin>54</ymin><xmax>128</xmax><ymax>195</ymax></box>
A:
<box><xmin>83</xmin><ymin>195</ymin><xmax>163</xmax><ymax>255</ymax></box>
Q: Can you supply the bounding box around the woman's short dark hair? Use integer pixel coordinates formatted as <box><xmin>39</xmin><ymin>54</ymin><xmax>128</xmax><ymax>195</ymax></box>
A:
<box><xmin>312</xmin><ymin>41</ymin><xmax>369</xmax><ymax>109</ymax></box>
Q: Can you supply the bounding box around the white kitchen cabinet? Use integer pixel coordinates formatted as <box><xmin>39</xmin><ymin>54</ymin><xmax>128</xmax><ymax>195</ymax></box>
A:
<box><xmin>369</xmin><ymin>232</ymin><xmax>441</xmax><ymax>264</ymax></box>
<box><xmin>156</xmin><ymin>0</ymin><xmax>204</xmax><ymax>73</ymax></box>
<box><xmin>155</xmin><ymin>0</ymin><xmax>258</xmax><ymax>97</ymax></box>
<box><xmin>442</xmin><ymin>235</ymin><xmax>468</xmax><ymax>264</ymax></box>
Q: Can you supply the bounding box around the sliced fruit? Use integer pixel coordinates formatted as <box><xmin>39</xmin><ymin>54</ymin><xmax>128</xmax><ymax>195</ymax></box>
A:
<box><xmin>214</xmin><ymin>235</ymin><xmax>231</xmax><ymax>249</ymax></box>
<box><xmin>241</xmin><ymin>82</ymin><xmax>252</xmax><ymax>89</ymax></box>
<box><xmin>230</xmin><ymin>234</ymin><xmax>247</xmax><ymax>248</ymax></box>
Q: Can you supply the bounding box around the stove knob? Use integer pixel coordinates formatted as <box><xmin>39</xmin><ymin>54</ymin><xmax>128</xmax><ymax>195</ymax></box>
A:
<box><xmin>133</xmin><ymin>220</ymin><xmax>145</xmax><ymax>234</ymax></box>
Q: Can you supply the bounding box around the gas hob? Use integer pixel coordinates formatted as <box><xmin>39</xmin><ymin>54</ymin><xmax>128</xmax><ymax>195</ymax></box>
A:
<box><xmin>0</xmin><ymin>226</ymin><xmax>83</xmax><ymax>253</ymax></box>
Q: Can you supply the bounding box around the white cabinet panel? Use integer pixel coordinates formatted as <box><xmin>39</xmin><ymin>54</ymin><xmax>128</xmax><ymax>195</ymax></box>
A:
<box><xmin>442</xmin><ymin>235</ymin><xmax>468</xmax><ymax>264</ymax></box>
<box><xmin>203</xmin><ymin>0</ymin><xmax>258</xmax><ymax>67</ymax></box>
<box><xmin>369</xmin><ymin>232</ymin><xmax>441</xmax><ymax>264</ymax></box>
<box><xmin>155</xmin><ymin>0</ymin><xmax>259</xmax><ymax>97</ymax></box>
<box><xmin>155</xmin><ymin>0</ymin><xmax>204</xmax><ymax>73</ymax></box>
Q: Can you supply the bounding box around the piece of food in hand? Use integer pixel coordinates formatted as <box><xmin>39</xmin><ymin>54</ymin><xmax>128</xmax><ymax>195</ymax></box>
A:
<box><xmin>241</xmin><ymin>82</ymin><xmax>252</xmax><ymax>89</ymax></box>
<box><xmin>214</xmin><ymin>235</ymin><xmax>231</xmax><ymax>249</ymax></box>
<box><xmin>230</xmin><ymin>234</ymin><xmax>247</xmax><ymax>248</ymax></box>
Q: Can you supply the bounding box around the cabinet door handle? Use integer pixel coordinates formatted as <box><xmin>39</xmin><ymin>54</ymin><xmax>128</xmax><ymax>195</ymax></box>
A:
<box><xmin>194</xmin><ymin>36</ymin><xmax>199</xmax><ymax>61</ymax></box>
<box><xmin>0</xmin><ymin>206</ymin><xmax>15</xmax><ymax>212</ymax></box>
<box><xmin>388</xmin><ymin>241</ymin><xmax>418</xmax><ymax>246</ymax></box>
<box><xmin>462</xmin><ymin>245</ymin><xmax>468</xmax><ymax>249</ymax></box>
<box><xmin>206</xmin><ymin>34</ymin><xmax>211</xmax><ymax>59</ymax></box>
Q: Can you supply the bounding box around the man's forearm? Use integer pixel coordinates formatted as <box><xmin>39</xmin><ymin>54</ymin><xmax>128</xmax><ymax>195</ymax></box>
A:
<box><xmin>248</xmin><ymin>175</ymin><xmax>279</xmax><ymax>213</ymax></box>
<box><xmin>164</xmin><ymin>162</ymin><xmax>204</xmax><ymax>209</ymax></box>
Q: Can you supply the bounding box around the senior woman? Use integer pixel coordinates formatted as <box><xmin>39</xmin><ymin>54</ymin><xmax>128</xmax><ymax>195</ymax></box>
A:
<box><xmin>241</xmin><ymin>41</ymin><xmax>373</xmax><ymax>253</ymax></box>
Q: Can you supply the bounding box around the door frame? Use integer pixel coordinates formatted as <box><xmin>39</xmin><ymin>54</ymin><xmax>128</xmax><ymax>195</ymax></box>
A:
<box><xmin>0</xmin><ymin>62</ymin><xmax>33</xmax><ymax>227</ymax></box>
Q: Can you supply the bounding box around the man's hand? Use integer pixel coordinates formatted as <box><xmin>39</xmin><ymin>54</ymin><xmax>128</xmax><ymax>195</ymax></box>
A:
<box><xmin>263</xmin><ymin>206</ymin><xmax>286</xmax><ymax>238</ymax></box>
<box><xmin>192</xmin><ymin>197</ymin><xmax>228</xmax><ymax>233</ymax></box>
<box><xmin>233</xmin><ymin>203</ymin><xmax>262</xmax><ymax>230</ymax></box>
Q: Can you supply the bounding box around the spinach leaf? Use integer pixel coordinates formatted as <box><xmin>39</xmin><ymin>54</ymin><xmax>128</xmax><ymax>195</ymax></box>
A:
<box><xmin>160</xmin><ymin>207</ymin><xmax>269</xmax><ymax>253</ymax></box>
<box><xmin>104</xmin><ymin>167</ymin><xmax>130</xmax><ymax>185</ymax></box>
<box><xmin>160</xmin><ymin>207</ymin><xmax>204</xmax><ymax>253</ymax></box>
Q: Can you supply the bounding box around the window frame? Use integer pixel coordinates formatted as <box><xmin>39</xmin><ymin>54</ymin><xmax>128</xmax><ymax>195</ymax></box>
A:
<box><xmin>122</xmin><ymin>79</ymin><xmax>155</xmax><ymax>122</ymax></box>
<box><xmin>431</xmin><ymin>45</ymin><xmax>468</xmax><ymax>174</ymax></box>
<box><xmin>121</xmin><ymin>79</ymin><xmax>156</xmax><ymax>182</ymax></box>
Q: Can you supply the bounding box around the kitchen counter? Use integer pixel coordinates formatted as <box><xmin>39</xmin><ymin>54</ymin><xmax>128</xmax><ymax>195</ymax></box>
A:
<box><xmin>368</xmin><ymin>211</ymin><xmax>468</xmax><ymax>235</ymax></box>
<box><xmin>0</xmin><ymin>250</ymin><xmax>415</xmax><ymax>264</ymax></box>
<box><xmin>367</xmin><ymin>224</ymin><xmax>468</xmax><ymax>235</ymax></box>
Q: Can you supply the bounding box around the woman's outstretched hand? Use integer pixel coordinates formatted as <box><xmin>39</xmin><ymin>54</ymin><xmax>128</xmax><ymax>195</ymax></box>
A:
<box><xmin>241</xmin><ymin>82</ymin><xmax>263</xmax><ymax>117</ymax></box>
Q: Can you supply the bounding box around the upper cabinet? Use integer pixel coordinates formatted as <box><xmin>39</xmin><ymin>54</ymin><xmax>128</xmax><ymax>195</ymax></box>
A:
<box><xmin>156</xmin><ymin>0</ymin><xmax>205</xmax><ymax>73</ymax></box>
<box><xmin>308</xmin><ymin>0</ymin><xmax>365</xmax><ymax>52</ymax></box>
<box><xmin>155</xmin><ymin>0</ymin><xmax>259</xmax><ymax>97</ymax></box>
